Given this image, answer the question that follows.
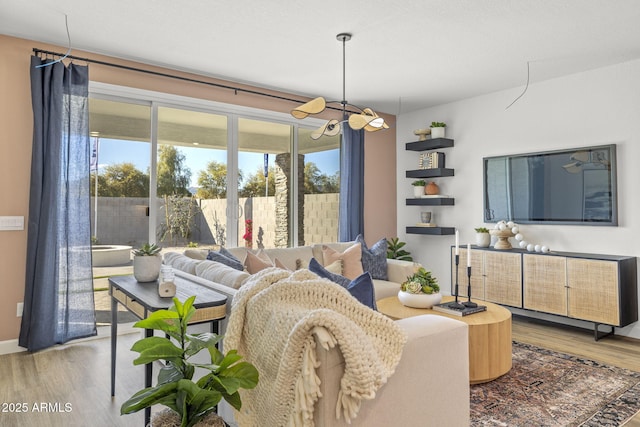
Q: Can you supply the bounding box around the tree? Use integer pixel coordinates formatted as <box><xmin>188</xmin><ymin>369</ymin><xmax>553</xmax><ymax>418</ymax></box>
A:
<box><xmin>91</xmin><ymin>162</ymin><xmax>149</xmax><ymax>197</ymax></box>
<box><xmin>196</xmin><ymin>161</ymin><xmax>229</xmax><ymax>199</ymax></box>
<box><xmin>304</xmin><ymin>162</ymin><xmax>339</xmax><ymax>194</ymax></box>
<box><xmin>157</xmin><ymin>145</ymin><xmax>192</xmax><ymax>196</ymax></box>
<box><xmin>240</xmin><ymin>166</ymin><xmax>276</xmax><ymax>197</ymax></box>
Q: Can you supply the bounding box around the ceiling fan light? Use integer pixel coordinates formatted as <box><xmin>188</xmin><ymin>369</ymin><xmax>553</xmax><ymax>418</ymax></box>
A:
<box><xmin>348</xmin><ymin>109</ymin><xmax>389</xmax><ymax>132</ymax></box>
<box><xmin>311</xmin><ymin>119</ymin><xmax>341</xmax><ymax>140</ymax></box>
<box><xmin>291</xmin><ymin>97</ymin><xmax>326</xmax><ymax>119</ymax></box>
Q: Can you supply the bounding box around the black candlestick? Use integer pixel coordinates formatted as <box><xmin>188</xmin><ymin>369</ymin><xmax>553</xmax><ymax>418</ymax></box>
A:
<box><xmin>450</xmin><ymin>254</ymin><xmax>465</xmax><ymax>310</ymax></box>
<box><xmin>463</xmin><ymin>265</ymin><xmax>478</xmax><ymax>308</ymax></box>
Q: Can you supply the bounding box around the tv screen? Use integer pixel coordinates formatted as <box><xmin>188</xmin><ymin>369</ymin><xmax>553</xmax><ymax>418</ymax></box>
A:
<box><xmin>483</xmin><ymin>145</ymin><xmax>617</xmax><ymax>225</ymax></box>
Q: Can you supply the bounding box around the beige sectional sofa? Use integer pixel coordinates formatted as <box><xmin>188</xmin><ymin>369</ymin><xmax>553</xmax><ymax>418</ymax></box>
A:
<box><xmin>163</xmin><ymin>242</ymin><xmax>470</xmax><ymax>427</ymax></box>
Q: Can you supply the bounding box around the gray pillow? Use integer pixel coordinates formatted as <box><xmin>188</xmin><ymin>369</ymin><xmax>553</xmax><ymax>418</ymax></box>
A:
<box><xmin>207</xmin><ymin>248</ymin><xmax>243</xmax><ymax>271</ymax></box>
<box><xmin>356</xmin><ymin>235</ymin><xmax>388</xmax><ymax>280</ymax></box>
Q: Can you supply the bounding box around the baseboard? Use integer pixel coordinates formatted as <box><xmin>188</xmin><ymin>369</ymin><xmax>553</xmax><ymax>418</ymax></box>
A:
<box><xmin>0</xmin><ymin>339</ymin><xmax>26</xmax><ymax>355</ymax></box>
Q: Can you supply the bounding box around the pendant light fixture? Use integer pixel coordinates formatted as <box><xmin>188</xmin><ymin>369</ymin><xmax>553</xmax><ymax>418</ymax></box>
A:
<box><xmin>291</xmin><ymin>33</ymin><xmax>389</xmax><ymax>140</ymax></box>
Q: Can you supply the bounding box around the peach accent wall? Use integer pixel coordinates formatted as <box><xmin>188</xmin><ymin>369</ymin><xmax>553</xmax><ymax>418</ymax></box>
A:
<box><xmin>0</xmin><ymin>35</ymin><xmax>396</xmax><ymax>343</ymax></box>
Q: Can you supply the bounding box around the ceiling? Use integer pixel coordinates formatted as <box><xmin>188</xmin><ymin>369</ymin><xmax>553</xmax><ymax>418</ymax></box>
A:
<box><xmin>2</xmin><ymin>0</ymin><xmax>640</xmax><ymax>114</ymax></box>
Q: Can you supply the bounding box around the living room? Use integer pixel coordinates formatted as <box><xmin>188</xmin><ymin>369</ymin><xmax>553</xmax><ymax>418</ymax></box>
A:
<box><xmin>1</xmin><ymin>1</ymin><xmax>639</xmax><ymax>426</ymax></box>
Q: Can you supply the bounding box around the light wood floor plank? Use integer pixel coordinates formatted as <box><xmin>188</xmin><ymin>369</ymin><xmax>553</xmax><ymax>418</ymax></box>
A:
<box><xmin>1</xmin><ymin>318</ymin><xmax>638</xmax><ymax>426</ymax></box>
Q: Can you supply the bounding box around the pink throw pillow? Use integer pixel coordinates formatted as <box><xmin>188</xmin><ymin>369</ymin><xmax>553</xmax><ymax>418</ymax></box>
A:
<box><xmin>322</xmin><ymin>243</ymin><xmax>364</xmax><ymax>280</ymax></box>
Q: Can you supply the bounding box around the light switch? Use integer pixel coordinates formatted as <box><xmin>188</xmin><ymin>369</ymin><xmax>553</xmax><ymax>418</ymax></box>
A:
<box><xmin>0</xmin><ymin>216</ymin><xmax>25</xmax><ymax>231</ymax></box>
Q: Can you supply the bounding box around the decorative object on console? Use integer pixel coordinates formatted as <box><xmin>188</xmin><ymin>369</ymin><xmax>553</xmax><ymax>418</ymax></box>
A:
<box><xmin>132</xmin><ymin>243</ymin><xmax>162</xmax><ymax>282</ymax></box>
<box><xmin>411</xmin><ymin>179</ymin><xmax>426</xmax><ymax>197</ymax></box>
<box><xmin>474</xmin><ymin>227</ymin><xmax>491</xmax><ymax>248</ymax></box>
<box><xmin>413</xmin><ymin>128</ymin><xmax>431</xmax><ymax>141</ymax></box>
<box><xmin>399</xmin><ymin>267</ymin><xmax>442</xmax><ymax>308</ymax></box>
<box><xmin>491</xmin><ymin>220</ymin><xmax>552</xmax><ymax>253</ymax></box>
<box><xmin>430</xmin><ymin>121</ymin><xmax>446</xmax><ymax>138</ymax></box>
<box><xmin>158</xmin><ymin>266</ymin><xmax>176</xmax><ymax>298</ymax></box>
<box><xmin>425</xmin><ymin>181</ymin><xmax>440</xmax><ymax>195</ymax></box>
<box><xmin>290</xmin><ymin>33</ymin><xmax>389</xmax><ymax>139</ymax></box>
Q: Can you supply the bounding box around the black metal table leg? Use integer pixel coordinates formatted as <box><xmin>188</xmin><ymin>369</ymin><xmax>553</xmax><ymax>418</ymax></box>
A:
<box><xmin>110</xmin><ymin>293</ymin><xmax>118</xmax><ymax>397</ymax></box>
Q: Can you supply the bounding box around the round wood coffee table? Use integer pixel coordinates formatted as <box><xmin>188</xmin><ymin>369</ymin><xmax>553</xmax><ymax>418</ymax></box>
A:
<box><xmin>378</xmin><ymin>295</ymin><xmax>512</xmax><ymax>384</ymax></box>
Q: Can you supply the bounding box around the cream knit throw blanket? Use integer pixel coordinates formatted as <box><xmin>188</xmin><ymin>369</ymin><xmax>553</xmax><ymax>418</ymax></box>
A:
<box><xmin>224</xmin><ymin>268</ymin><xmax>407</xmax><ymax>427</ymax></box>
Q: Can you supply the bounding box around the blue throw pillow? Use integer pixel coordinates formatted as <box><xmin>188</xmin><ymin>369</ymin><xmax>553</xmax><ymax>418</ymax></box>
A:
<box><xmin>207</xmin><ymin>248</ymin><xmax>243</xmax><ymax>271</ymax></box>
<box><xmin>356</xmin><ymin>234</ymin><xmax>388</xmax><ymax>280</ymax></box>
<box><xmin>309</xmin><ymin>258</ymin><xmax>377</xmax><ymax>310</ymax></box>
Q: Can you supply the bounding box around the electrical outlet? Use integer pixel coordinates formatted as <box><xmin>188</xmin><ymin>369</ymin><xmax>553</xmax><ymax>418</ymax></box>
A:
<box><xmin>16</xmin><ymin>302</ymin><xmax>23</xmax><ymax>317</ymax></box>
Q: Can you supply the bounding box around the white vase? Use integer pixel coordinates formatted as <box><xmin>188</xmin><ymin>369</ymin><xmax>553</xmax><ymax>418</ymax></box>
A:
<box><xmin>431</xmin><ymin>127</ymin><xmax>445</xmax><ymax>138</ymax></box>
<box><xmin>133</xmin><ymin>255</ymin><xmax>162</xmax><ymax>282</ymax></box>
<box><xmin>475</xmin><ymin>232</ymin><xmax>491</xmax><ymax>248</ymax></box>
<box><xmin>413</xmin><ymin>186</ymin><xmax>425</xmax><ymax>198</ymax></box>
<box><xmin>398</xmin><ymin>291</ymin><xmax>442</xmax><ymax>309</ymax></box>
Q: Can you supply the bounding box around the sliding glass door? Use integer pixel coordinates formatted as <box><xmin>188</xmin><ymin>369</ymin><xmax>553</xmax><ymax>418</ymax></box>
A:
<box><xmin>89</xmin><ymin>85</ymin><xmax>340</xmax><ymax>252</ymax></box>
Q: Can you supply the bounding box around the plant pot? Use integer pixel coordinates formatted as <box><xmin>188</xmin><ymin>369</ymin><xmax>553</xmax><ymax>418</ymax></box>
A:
<box><xmin>133</xmin><ymin>255</ymin><xmax>162</xmax><ymax>282</ymax></box>
<box><xmin>413</xmin><ymin>186</ymin><xmax>425</xmax><ymax>198</ymax></box>
<box><xmin>425</xmin><ymin>181</ymin><xmax>440</xmax><ymax>195</ymax></box>
<box><xmin>151</xmin><ymin>408</ymin><xmax>228</xmax><ymax>426</ymax></box>
<box><xmin>431</xmin><ymin>127</ymin><xmax>445</xmax><ymax>138</ymax></box>
<box><xmin>398</xmin><ymin>291</ymin><xmax>442</xmax><ymax>309</ymax></box>
<box><xmin>475</xmin><ymin>232</ymin><xmax>491</xmax><ymax>248</ymax></box>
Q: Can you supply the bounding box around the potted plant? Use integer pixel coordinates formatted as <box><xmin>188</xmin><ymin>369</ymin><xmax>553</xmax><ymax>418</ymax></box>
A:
<box><xmin>132</xmin><ymin>243</ymin><xmax>162</xmax><ymax>282</ymax></box>
<box><xmin>430</xmin><ymin>121</ymin><xmax>446</xmax><ymax>139</ymax></box>
<box><xmin>411</xmin><ymin>179</ymin><xmax>426</xmax><ymax>198</ymax></box>
<box><xmin>386</xmin><ymin>237</ymin><xmax>413</xmax><ymax>261</ymax></box>
<box><xmin>474</xmin><ymin>227</ymin><xmax>491</xmax><ymax>248</ymax></box>
<box><xmin>120</xmin><ymin>296</ymin><xmax>259</xmax><ymax>427</ymax></box>
<box><xmin>398</xmin><ymin>267</ymin><xmax>442</xmax><ymax>308</ymax></box>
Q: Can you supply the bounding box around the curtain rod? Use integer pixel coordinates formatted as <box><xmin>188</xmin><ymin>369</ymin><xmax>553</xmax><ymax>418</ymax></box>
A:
<box><xmin>32</xmin><ymin>47</ymin><xmax>348</xmax><ymax>113</ymax></box>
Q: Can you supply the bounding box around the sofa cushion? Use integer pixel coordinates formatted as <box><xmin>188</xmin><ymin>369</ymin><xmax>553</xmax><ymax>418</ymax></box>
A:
<box><xmin>322</xmin><ymin>243</ymin><xmax>364</xmax><ymax>280</ymax></box>
<box><xmin>372</xmin><ymin>279</ymin><xmax>401</xmax><ymax>300</ymax></box>
<box><xmin>163</xmin><ymin>252</ymin><xmax>202</xmax><ymax>275</ymax></box>
<box><xmin>183</xmin><ymin>249</ymin><xmax>208</xmax><ymax>260</ymax></box>
<box><xmin>309</xmin><ymin>258</ymin><xmax>376</xmax><ymax>310</ymax></box>
<box><xmin>196</xmin><ymin>260</ymin><xmax>250</xmax><ymax>290</ymax></box>
<box><xmin>207</xmin><ymin>248</ymin><xmax>244</xmax><ymax>271</ymax></box>
<box><xmin>356</xmin><ymin>235</ymin><xmax>388</xmax><ymax>280</ymax></box>
<box><xmin>261</xmin><ymin>246</ymin><xmax>314</xmax><ymax>271</ymax></box>
<box><xmin>244</xmin><ymin>250</ymin><xmax>274</xmax><ymax>274</ymax></box>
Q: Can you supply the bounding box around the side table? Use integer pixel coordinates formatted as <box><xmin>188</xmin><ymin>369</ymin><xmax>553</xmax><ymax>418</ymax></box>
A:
<box><xmin>109</xmin><ymin>275</ymin><xmax>227</xmax><ymax>426</ymax></box>
<box><xmin>378</xmin><ymin>295</ymin><xmax>512</xmax><ymax>384</ymax></box>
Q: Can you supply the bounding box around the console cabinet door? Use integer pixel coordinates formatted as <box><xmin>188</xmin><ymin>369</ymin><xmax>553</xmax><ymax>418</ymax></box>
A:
<box><xmin>523</xmin><ymin>254</ymin><xmax>567</xmax><ymax>316</ymax></box>
<box><xmin>484</xmin><ymin>251</ymin><xmax>522</xmax><ymax>307</ymax></box>
<box><xmin>567</xmin><ymin>258</ymin><xmax>620</xmax><ymax>325</ymax></box>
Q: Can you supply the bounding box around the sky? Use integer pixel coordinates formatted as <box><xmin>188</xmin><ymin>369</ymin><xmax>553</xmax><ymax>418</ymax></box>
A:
<box><xmin>94</xmin><ymin>138</ymin><xmax>340</xmax><ymax>187</ymax></box>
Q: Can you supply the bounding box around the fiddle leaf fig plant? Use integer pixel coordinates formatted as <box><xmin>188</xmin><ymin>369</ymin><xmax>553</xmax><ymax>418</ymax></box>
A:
<box><xmin>120</xmin><ymin>296</ymin><xmax>259</xmax><ymax>427</ymax></box>
<box><xmin>386</xmin><ymin>237</ymin><xmax>413</xmax><ymax>262</ymax></box>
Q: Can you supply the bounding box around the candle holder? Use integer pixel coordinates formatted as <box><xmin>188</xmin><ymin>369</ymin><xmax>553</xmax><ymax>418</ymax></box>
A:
<box><xmin>450</xmin><ymin>254</ymin><xmax>465</xmax><ymax>310</ymax></box>
<box><xmin>463</xmin><ymin>266</ymin><xmax>478</xmax><ymax>308</ymax></box>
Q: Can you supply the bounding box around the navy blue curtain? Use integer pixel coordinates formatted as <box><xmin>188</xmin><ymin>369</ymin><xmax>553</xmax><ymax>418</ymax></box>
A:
<box><xmin>338</xmin><ymin>120</ymin><xmax>365</xmax><ymax>241</ymax></box>
<box><xmin>20</xmin><ymin>56</ymin><xmax>96</xmax><ymax>351</ymax></box>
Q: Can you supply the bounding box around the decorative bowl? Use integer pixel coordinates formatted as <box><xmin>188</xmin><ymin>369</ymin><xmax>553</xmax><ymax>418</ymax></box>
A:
<box><xmin>398</xmin><ymin>290</ymin><xmax>442</xmax><ymax>309</ymax></box>
<box><xmin>413</xmin><ymin>128</ymin><xmax>431</xmax><ymax>141</ymax></box>
<box><xmin>489</xmin><ymin>229</ymin><xmax>515</xmax><ymax>250</ymax></box>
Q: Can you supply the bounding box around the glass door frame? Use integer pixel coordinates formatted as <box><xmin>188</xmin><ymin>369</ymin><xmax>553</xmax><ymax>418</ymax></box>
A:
<box><xmin>89</xmin><ymin>82</ymin><xmax>328</xmax><ymax>248</ymax></box>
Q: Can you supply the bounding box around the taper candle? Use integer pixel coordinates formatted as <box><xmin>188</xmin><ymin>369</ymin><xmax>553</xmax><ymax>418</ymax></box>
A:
<box><xmin>455</xmin><ymin>230</ymin><xmax>459</xmax><ymax>255</ymax></box>
<box><xmin>467</xmin><ymin>243</ymin><xmax>471</xmax><ymax>267</ymax></box>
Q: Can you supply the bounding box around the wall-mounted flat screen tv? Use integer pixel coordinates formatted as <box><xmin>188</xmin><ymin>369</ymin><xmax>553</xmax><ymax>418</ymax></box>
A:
<box><xmin>483</xmin><ymin>144</ymin><xmax>617</xmax><ymax>225</ymax></box>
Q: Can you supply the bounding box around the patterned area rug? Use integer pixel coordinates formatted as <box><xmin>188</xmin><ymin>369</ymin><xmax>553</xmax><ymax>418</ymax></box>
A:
<box><xmin>471</xmin><ymin>341</ymin><xmax>640</xmax><ymax>426</ymax></box>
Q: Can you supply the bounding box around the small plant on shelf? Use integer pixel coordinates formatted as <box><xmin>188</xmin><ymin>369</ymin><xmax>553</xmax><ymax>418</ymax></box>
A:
<box><xmin>430</xmin><ymin>121</ymin><xmax>446</xmax><ymax>128</ymax></box>
<box><xmin>474</xmin><ymin>227</ymin><xmax>489</xmax><ymax>233</ymax></box>
<box><xmin>411</xmin><ymin>179</ymin><xmax>426</xmax><ymax>186</ymax></box>
<box><xmin>401</xmin><ymin>267</ymin><xmax>440</xmax><ymax>295</ymax></box>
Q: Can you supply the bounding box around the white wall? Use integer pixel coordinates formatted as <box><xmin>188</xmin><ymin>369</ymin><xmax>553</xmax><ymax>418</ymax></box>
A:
<box><xmin>396</xmin><ymin>59</ymin><xmax>640</xmax><ymax>339</ymax></box>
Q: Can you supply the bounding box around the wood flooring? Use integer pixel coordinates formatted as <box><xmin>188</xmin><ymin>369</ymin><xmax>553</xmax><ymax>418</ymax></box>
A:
<box><xmin>0</xmin><ymin>317</ymin><xmax>638</xmax><ymax>426</ymax></box>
